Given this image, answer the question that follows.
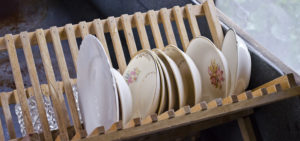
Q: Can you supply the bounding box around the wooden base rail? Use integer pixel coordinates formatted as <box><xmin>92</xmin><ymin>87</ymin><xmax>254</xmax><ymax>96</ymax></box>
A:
<box><xmin>7</xmin><ymin>73</ymin><xmax>297</xmax><ymax>141</ymax></box>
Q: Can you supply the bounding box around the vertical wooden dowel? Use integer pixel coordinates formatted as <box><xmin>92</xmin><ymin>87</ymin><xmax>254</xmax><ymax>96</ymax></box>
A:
<box><xmin>185</xmin><ymin>4</ymin><xmax>201</xmax><ymax>38</ymax></box>
<box><xmin>147</xmin><ymin>10</ymin><xmax>164</xmax><ymax>49</ymax></box>
<box><xmin>134</xmin><ymin>12</ymin><xmax>151</xmax><ymax>50</ymax></box>
<box><xmin>92</xmin><ymin>19</ymin><xmax>112</xmax><ymax>64</ymax></box>
<box><xmin>172</xmin><ymin>6</ymin><xmax>189</xmax><ymax>51</ymax></box>
<box><xmin>0</xmin><ymin>93</ymin><xmax>16</xmax><ymax>139</ymax></box>
<box><xmin>50</xmin><ymin>26</ymin><xmax>86</xmax><ymax>138</ymax></box>
<box><xmin>21</xmin><ymin>31</ymin><xmax>52</xmax><ymax>141</ymax></box>
<box><xmin>238</xmin><ymin>117</ymin><xmax>257</xmax><ymax>141</ymax></box>
<box><xmin>5</xmin><ymin>34</ymin><xmax>34</xmax><ymax>134</ymax></box>
<box><xmin>120</xmin><ymin>14</ymin><xmax>138</xmax><ymax>58</ymax></box>
<box><xmin>79</xmin><ymin>21</ymin><xmax>89</xmax><ymax>39</ymax></box>
<box><xmin>107</xmin><ymin>17</ymin><xmax>127</xmax><ymax>73</ymax></box>
<box><xmin>203</xmin><ymin>0</ymin><xmax>224</xmax><ymax>49</ymax></box>
<box><xmin>65</xmin><ymin>24</ymin><xmax>79</xmax><ymax>73</ymax></box>
<box><xmin>0</xmin><ymin>117</ymin><xmax>4</xmax><ymax>141</ymax></box>
<box><xmin>160</xmin><ymin>8</ymin><xmax>177</xmax><ymax>46</ymax></box>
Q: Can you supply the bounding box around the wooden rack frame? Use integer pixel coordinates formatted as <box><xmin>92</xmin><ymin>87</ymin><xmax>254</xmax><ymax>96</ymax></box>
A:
<box><xmin>0</xmin><ymin>0</ymin><xmax>299</xmax><ymax>140</ymax></box>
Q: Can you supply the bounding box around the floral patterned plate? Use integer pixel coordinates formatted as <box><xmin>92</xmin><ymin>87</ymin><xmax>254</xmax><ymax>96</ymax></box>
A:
<box><xmin>164</xmin><ymin>45</ymin><xmax>202</xmax><ymax>106</ymax></box>
<box><xmin>186</xmin><ymin>37</ymin><xmax>231</xmax><ymax>102</ymax></box>
<box><xmin>123</xmin><ymin>50</ymin><xmax>160</xmax><ymax>118</ymax></box>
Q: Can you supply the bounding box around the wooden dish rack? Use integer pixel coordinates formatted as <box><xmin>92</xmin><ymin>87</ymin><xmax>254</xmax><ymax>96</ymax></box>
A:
<box><xmin>0</xmin><ymin>0</ymin><xmax>299</xmax><ymax>140</ymax></box>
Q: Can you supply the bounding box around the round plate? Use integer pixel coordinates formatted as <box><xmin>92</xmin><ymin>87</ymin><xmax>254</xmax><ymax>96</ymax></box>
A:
<box><xmin>186</xmin><ymin>37</ymin><xmax>230</xmax><ymax>102</ymax></box>
<box><xmin>153</xmin><ymin>53</ymin><xmax>167</xmax><ymax>114</ymax></box>
<box><xmin>123</xmin><ymin>50</ymin><xmax>160</xmax><ymax>118</ymax></box>
<box><xmin>77</xmin><ymin>35</ymin><xmax>119</xmax><ymax>134</ymax></box>
<box><xmin>164</xmin><ymin>45</ymin><xmax>202</xmax><ymax>106</ymax></box>
<box><xmin>154</xmin><ymin>49</ymin><xmax>183</xmax><ymax>109</ymax></box>
<box><xmin>222</xmin><ymin>29</ymin><xmax>238</xmax><ymax>95</ymax></box>
<box><xmin>111</xmin><ymin>68</ymin><xmax>133</xmax><ymax>126</ymax></box>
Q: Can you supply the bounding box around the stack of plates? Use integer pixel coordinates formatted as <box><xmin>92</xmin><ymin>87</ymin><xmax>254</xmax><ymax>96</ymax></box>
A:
<box><xmin>76</xmin><ymin>30</ymin><xmax>251</xmax><ymax>134</ymax></box>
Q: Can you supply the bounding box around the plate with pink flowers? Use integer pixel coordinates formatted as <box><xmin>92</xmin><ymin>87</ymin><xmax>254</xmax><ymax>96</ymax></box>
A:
<box><xmin>186</xmin><ymin>37</ymin><xmax>231</xmax><ymax>103</ymax></box>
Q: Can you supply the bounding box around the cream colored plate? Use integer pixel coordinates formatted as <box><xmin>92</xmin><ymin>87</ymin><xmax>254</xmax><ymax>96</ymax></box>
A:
<box><xmin>164</xmin><ymin>45</ymin><xmax>202</xmax><ymax>106</ymax></box>
<box><xmin>186</xmin><ymin>37</ymin><xmax>230</xmax><ymax>102</ymax></box>
<box><xmin>111</xmin><ymin>68</ymin><xmax>133</xmax><ymax>126</ymax></box>
<box><xmin>77</xmin><ymin>35</ymin><xmax>119</xmax><ymax>134</ymax></box>
<box><xmin>153</xmin><ymin>49</ymin><xmax>182</xmax><ymax>109</ymax></box>
<box><xmin>123</xmin><ymin>50</ymin><xmax>160</xmax><ymax>118</ymax></box>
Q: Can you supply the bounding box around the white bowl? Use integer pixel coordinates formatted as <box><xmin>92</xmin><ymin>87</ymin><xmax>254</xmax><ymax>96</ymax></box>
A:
<box><xmin>186</xmin><ymin>37</ymin><xmax>230</xmax><ymax>102</ymax></box>
<box><xmin>222</xmin><ymin>29</ymin><xmax>251</xmax><ymax>95</ymax></box>
<box><xmin>164</xmin><ymin>45</ymin><xmax>202</xmax><ymax>106</ymax></box>
<box><xmin>111</xmin><ymin>68</ymin><xmax>133</xmax><ymax>126</ymax></box>
<box><xmin>77</xmin><ymin>35</ymin><xmax>119</xmax><ymax>134</ymax></box>
<box><xmin>123</xmin><ymin>50</ymin><xmax>160</xmax><ymax>118</ymax></box>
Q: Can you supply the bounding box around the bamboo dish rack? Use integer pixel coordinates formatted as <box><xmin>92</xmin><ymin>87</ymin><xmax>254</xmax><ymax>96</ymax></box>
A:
<box><xmin>0</xmin><ymin>0</ymin><xmax>299</xmax><ymax>140</ymax></box>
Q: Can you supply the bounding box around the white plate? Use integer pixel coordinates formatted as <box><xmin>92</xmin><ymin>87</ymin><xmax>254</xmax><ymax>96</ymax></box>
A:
<box><xmin>222</xmin><ymin>29</ymin><xmax>251</xmax><ymax>95</ymax></box>
<box><xmin>154</xmin><ymin>49</ymin><xmax>183</xmax><ymax>109</ymax></box>
<box><xmin>77</xmin><ymin>35</ymin><xmax>119</xmax><ymax>134</ymax></box>
<box><xmin>111</xmin><ymin>68</ymin><xmax>133</xmax><ymax>126</ymax></box>
<box><xmin>123</xmin><ymin>50</ymin><xmax>160</xmax><ymax>118</ymax></box>
<box><xmin>164</xmin><ymin>45</ymin><xmax>202</xmax><ymax>106</ymax></box>
<box><xmin>186</xmin><ymin>37</ymin><xmax>230</xmax><ymax>102</ymax></box>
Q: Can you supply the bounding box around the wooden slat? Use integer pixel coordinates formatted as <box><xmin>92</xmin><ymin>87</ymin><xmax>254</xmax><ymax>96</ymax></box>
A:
<box><xmin>0</xmin><ymin>5</ymin><xmax>206</xmax><ymax>52</ymax></box>
<box><xmin>120</xmin><ymin>14</ymin><xmax>138</xmax><ymax>58</ymax></box>
<box><xmin>65</xmin><ymin>24</ymin><xmax>79</xmax><ymax>73</ymax></box>
<box><xmin>36</xmin><ymin>29</ymin><xmax>70</xmax><ymax>140</ymax></box>
<box><xmin>203</xmin><ymin>0</ymin><xmax>224</xmax><ymax>49</ymax></box>
<box><xmin>0</xmin><ymin>117</ymin><xmax>4</xmax><ymax>141</ymax></box>
<box><xmin>238</xmin><ymin>117</ymin><xmax>256</xmax><ymax>141</ymax></box>
<box><xmin>50</xmin><ymin>26</ymin><xmax>85</xmax><ymax>138</ymax></box>
<box><xmin>253</xmin><ymin>74</ymin><xmax>295</xmax><ymax>91</ymax></box>
<box><xmin>185</xmin><ymin>4</ymin><xmax>201</xmax><ymax>38</ymax></box>
<box><xmin>79</xmin><ymin>21</ymin><xmax>89</xmax><ymax>38</ymax></box>
<box><xmin>21</xmin><ymin>32</ymin><xmax>53</xmax><ymax>141</ymax></box>
<box><xmin>107</xmin><ymin>17</ymin><xmax>127</xmax><ymax>73</ymax></box>
<box><xmin>0</xmin><ymin>93</ymin><xmax>16</xmax><ymax>139</ymax></box>
<box><xmin>134</xmin><ymin>12</ymin><xmax>151</xmax><ymax>50</ymax></box>
<box><xmin>160</xmin><ymin>8</ymin><xmax>177</xmax><ymax>46</ymax></box>
<box><xmin>5</xmin><ymin>34</ymin><xmax>34</xmax><ymax>134</ymax></box>
<box><xmin>83</xmin><ymin>86</ymin><xmax>300</xmax><ymax>141</ymax></box>
<box><xmin>147</xmin><ymin>10</ymin><xmax>164</xmax><ymax>49</ymax></box>
<box><xmin>172</xmin><ymin>6</ymin><xmax>189</xmax><ymax>51</ymax></box>
<box><xmin>92</xmin><ymin>19</ymin><xmax>111</xmax><ymax>63</ymax></box>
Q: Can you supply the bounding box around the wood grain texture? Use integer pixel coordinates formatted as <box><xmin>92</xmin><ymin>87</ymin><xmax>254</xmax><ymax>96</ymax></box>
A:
<box><xmin>5</xmin><ymin>34</ymin><xmax>34</xmax><ymax>134</ymax></box>
<box><xmin>65</xmin><ymin>24</ymin><xmax>79</xmax><ymax>73</ymax></box>
<box><xmin>21</xmin><ymin>31</ymin><xmax>53</xmax><ymax>141</ymax></box>
<box><xmin>79</xmin><ymin>21</ymin><xmax>89</xmax><ymax>38</ymax></box>
<box><xmin>50</xmin><ymin>26</ymin><xmax>85</xmax><ymax>138</ymax></box>
<box><xmin>92</xmin><ymin>19</ymin><xmax>111</xmax><ymax>64</ymax></box>
<box><xmin>0</xmin><ymin>93</ymin><xmax>16</xmax><ymax>139</ymax></box>
<box><xmin>107</xmin><ymin>17</ymin><xmax>127</xmax><ymax>73</ymax></box>
<box><xmin>0</xmin><ymin>118</ymin><xmax>4</xmax><ymax>141</ymax></box>
<box><xmin>203</xmin><ymin>0</ymin><xmax>224</xmax><ymax>49</ymax></box>
<box><xmin>83</xmin><ymin>85</ymin><xmax>300</xmax><ymax>141</ymax></box>
<box><xmin>147</xmin><ymin>10</ymin><xmax>164</xmax><ymax>49</ymax></box>
<box><xmin>185</xmin><ymin>4</ymin><xmax>201</xmax><ymax>38</ymax></box>
<box><xmin>120</xmin><ymin>14</ymin><xmax>138</xmax><ymax>57</ymax></box>
<box><xmin>0</xmin><ymin>5</ymin><xmax>205</xmax><ymax>51</ymax></box>
<box><xmin>172</xmin><ymin>6</ymin><xmax>189</xmax><ymax>51</ymax></box>
<box><xmin>160</xmin><ymin>8</ymin><xmax>177</xmax><ymax>46</ymax></box>
<box><xmin>238</xmin><ymin>117</ymin><xmax>256</xmax><ymax>141</ymax></box>
<box><xmin>134</xmin><ymin>12</ymin><xmax>151</xmax><ymax>50</ymax></box>
<box><xmin>36</xmin><ymin>29</ymin><xmax>71</xmax><ymax>132</ymax></box>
